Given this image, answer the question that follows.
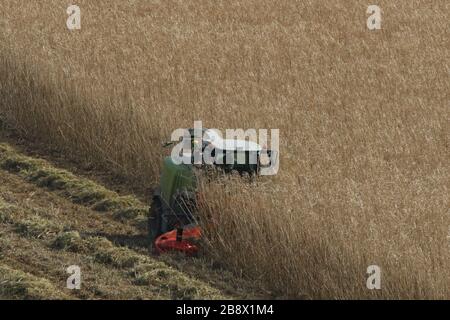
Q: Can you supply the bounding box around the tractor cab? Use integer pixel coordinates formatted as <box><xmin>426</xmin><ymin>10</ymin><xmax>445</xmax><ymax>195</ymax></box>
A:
<box><xmin>208</xmin><ymin>138</ymin><xmax>262</xmax><ymax>175</ymax></box>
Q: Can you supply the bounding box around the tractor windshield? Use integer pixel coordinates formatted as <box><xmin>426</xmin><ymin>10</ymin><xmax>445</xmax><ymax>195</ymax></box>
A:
<box><xmin>212</xmin><ymin>149</ymin><xmax>259</xmax><ymax>174</ymax></box>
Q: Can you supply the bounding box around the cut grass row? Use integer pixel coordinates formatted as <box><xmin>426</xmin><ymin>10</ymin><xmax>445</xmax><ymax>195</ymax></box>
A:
<box><xmin>0</xmin><ymin>143</ymin><xmax>148</xmax><ymax>223</ymax></box>
<box><xmin>0</xmin><ymin>197</ymin><xmax>227</xmax><ymax>300</ymax></box>
<box><xmin>0</xmin><ymin>264</ymin><xmax>70</xmax><ymax>300</ymax></box>
<box><xmin>53</xmin><ymin>232</ymin><xmax>226</xmax><ymax>299</ymax></box>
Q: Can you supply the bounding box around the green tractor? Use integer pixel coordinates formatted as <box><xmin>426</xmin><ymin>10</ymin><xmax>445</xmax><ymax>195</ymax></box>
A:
<box><xmin>148</xmin><ymin>128</ymin><xmax>276</xmax><ymax>255</ymax></box>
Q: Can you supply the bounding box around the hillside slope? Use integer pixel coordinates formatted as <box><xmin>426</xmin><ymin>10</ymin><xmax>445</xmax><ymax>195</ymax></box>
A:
<box><xmin>0</xmin><ymin>0</ymin><xmax>448</xmax><ymax>299</ymax></box>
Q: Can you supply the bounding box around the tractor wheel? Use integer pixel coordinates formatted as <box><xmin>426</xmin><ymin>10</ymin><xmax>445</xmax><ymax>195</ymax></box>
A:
<box><xmin>148</xmin><ymin>197</ymin><xmax>162</xmax><ymax>252</ymax></box>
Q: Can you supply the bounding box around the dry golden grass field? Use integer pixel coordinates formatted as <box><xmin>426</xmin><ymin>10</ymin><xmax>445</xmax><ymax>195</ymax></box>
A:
<box><xmin>0</xmin><ymin>1</ymin><xmax>449</xmax><ymax>299</ymax></box>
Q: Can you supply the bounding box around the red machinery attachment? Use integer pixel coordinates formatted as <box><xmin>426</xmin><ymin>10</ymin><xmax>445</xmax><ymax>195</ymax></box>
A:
<box><xmin>154</xmin><ymin>226</ymin><xmax>201</xmax><ymax>256</ymax></box>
